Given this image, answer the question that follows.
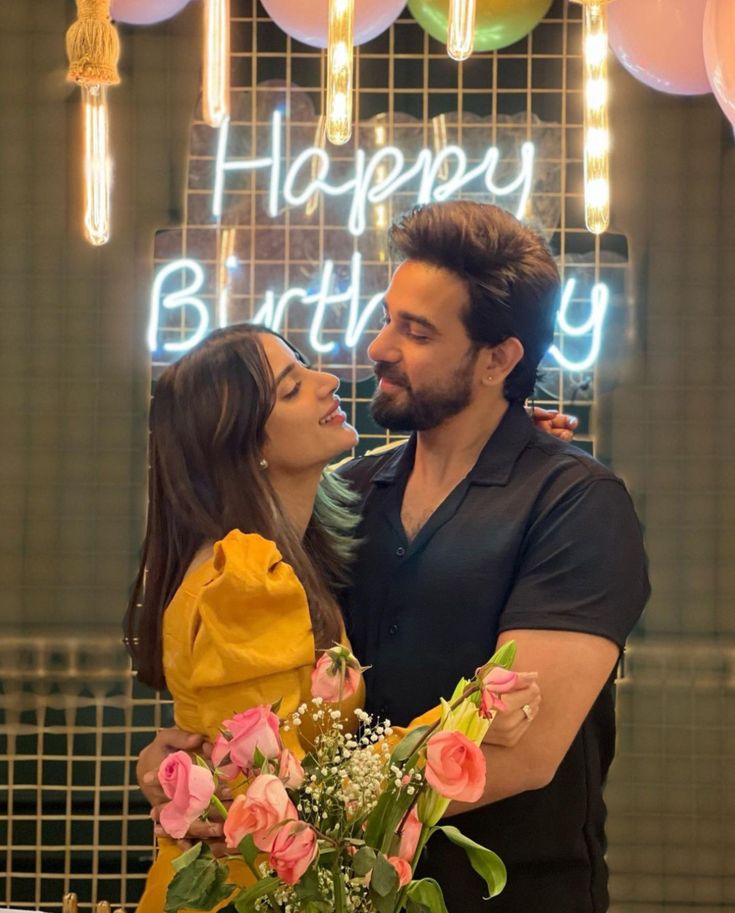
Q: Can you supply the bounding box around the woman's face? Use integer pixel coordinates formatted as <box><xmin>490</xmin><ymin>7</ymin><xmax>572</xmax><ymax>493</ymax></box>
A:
<box><xmin>260</xmin><ymin>333</ymin><xmax>359</xmax><ymax>474</ymax></box>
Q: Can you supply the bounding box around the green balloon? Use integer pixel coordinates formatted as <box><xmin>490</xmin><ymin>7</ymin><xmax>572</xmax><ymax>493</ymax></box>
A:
<box><xmin>408</xmin><ymin>0</ymin><xmax>553</xmax><ymax>52</ymax></box>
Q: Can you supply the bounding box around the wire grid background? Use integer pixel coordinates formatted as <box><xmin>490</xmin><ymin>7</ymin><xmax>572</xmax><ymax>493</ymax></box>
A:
<box><xmin>151</xmin><ymin>0</ymin><xmax>630</xmax><ymax>455</ymax></box>
<box><xmin>1</xmin><ymin>0</ymin><xmax>632</xmax><ymax>907</ymax></box>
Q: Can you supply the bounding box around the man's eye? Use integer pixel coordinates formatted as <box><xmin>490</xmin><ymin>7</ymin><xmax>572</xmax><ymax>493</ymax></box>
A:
<box><xmin>406</xmin><ymin>328</ymin><xmax>429</xmax><ymax>342</ymax></box>
<box><xmin>380</xmin><ymin>313</ymin><xmax>390</xmax><ymax>326</ymax></box>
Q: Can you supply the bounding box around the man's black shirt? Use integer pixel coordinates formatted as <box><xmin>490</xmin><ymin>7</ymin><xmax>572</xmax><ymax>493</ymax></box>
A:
<box><xmin>338</xmin><ymin>403</ymin><xmax>650</xmax><ymax>913</ymax></box>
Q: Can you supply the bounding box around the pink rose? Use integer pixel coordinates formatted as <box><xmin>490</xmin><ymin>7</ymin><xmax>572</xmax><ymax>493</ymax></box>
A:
<box><xmin>157</xmin><ymin>750</ymin><xmax>215</xmax><ymax>839</ymax></box>
<box><xmin>311</xmin><ymin>649</ymin><xmax>361</xmax><ymax>703</ymax></box>
<box><xmin>223</xmin><ymin>773</ymin><xmax>298</xmax><ymax>851</ymax></box>
<box><xmin>424</xmin><ymin>731</ymin><xmax>486</xmax><ymax>802</ymax></box>
<box><xmin>210</xmin><ymin>732</ymin><xmax>241</xmax><ymax>780</ymax></box>
<box><xmin>269</xmin><ymin>821</ymin><xmax>318</xmax><ymax>885</ymax></box>
<box><xmin>478</xmin><ymin>667</ymin><xmax>519</xmax><ymax>717</ymax></box>
<box><xmin>388</xmin><ymin>855</ymin><xmax>413</xmax><ymax>887</ymax></box>
<box><xmin>277</xmin><ymin>749</ymin><xmax>305</xmax><ymax>789</ymax></box>
<box><xmin>223</xmin><ymin>706</ymin><xmax>282</xmax><ymax>773</ymax></box>
<box><xmin>397</xmin><ymin>806</ymin><xmax>422</xmax><ymax>863</ymax></box>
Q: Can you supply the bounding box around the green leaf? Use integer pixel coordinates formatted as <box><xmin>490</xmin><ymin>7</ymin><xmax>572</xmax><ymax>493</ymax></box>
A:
<box><xmin>233</xmin><ymin>875</ymin><xmax>281</xmax><ymax>913</ymax></box>
<box><xmin>333</xmin><ymin>855</ymin><xmax>348</xmax><ymax>913</ymax></box>
<box><xmin>252</xmin><ymin>747</ymin><xmax>267</xmax><ymax>770</ymax></box>
<box><xmin>271</xmin><ymin>697</ymin><xmax>283</xmax><ymax>715</ymax></box>
<box><xmin>351</xmin><ymin>846</ymin><xmax>377</xmax><ymax>876</ymax></box>
<box><xmin>237</xmin><ymin>834</ymin><xmax>261</xmax><ymax>871</ymax></box>
<box><xmin>165</xmin><ymin>857</ymin><xmax>232</xmax><ymax>912</ymax></box>
<box><xmin>435</xmin><ymin>825</ymin><xmax>507</xmax><ymax>898</ymax></box>
<box><xmin>170</xmin><ymin>840</ymin><xmax>203</xmax><ymax>872</ymax></box>
<box><xmin>390</xmin><ymin>725</ymin><xmax>431</xmax><ymax>764</ymax></box>
<box><xmin>370</xmin><ymin>852</ymin><xmax>399</xmax><ymax>898</ymax></box>
<box><xmin>193</xmin><ymin>752</ymin><xmax>212</xmax><ymax>770</ymax></box>
<box><xmin>363</xmin><ymin>791</ymin><xmax>394</xmax><ymax>847</ymax></box>
<box><xmin>293</xmin><ymin>865</ymin><xmax>321</xmax><ymax>901</ymax></box>
<box><xmin>405</xmin><ymin>878</ymin><xmax>449</xmax><ymax>913</ymax></box>
<box><xmin>486</xmin><ymin>641</ymin><xmax>517</xmax><ymax>671</ymax></box>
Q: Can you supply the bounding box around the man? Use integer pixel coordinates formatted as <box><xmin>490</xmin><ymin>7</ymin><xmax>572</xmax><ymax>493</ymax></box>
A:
<box><xmin>139</xmin><ymin>201</ymin><xmax>649</xmax><ymax>912</ymax></box>
<box><xmin>334</xmin><ymin>201</ymin><xmax>649</xmax><ymax>913</ymax></box>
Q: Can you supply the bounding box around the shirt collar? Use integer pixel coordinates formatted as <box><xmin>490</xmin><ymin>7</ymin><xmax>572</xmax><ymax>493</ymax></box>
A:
<box><xmin>370</xmin><ymin>402</ymin><xmax>535</xmax><ymax>487</ymax></box>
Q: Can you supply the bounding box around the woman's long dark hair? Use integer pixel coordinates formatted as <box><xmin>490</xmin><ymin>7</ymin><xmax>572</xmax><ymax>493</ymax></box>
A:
<box><xmin>124</xmin><ymin>324</ymin><xmax>360</xmax><ymax>691</ymax></box>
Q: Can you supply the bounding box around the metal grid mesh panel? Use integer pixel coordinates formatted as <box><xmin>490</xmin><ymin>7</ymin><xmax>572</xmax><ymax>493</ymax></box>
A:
<box><xmin>1</xmin><ymin>637</ymin><xmax>170</xmax><ymax>909</ymax></box>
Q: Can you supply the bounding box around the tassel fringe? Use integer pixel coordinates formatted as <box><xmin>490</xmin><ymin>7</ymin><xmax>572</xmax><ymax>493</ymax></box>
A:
<box><xmin>66</xmin><ymin>0</ymin><xmax>120</xmax><ymax>86</ymax></box>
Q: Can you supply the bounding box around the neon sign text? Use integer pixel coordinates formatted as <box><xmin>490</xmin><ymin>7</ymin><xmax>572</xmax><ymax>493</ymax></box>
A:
<box><xmin>148</xmin><ymin>256</ymin><xmax>608</xmax><ymax>372</ymax></box>
<box><xmin>213</xmin><ymin>110</ymin><xmax>536</xmax><ymax>236</ymax></box>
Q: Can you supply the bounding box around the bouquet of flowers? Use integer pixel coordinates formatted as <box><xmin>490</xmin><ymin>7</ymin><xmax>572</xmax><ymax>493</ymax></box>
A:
<box><xmin>159</xmin><ymin>642</ymin><xmax>521</xmax><ymax>913</ymax></box>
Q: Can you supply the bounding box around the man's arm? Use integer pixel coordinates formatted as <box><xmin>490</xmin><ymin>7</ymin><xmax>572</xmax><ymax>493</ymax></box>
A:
<box><xmin>447</xmin><ymin>629</ymin><xmax>619</xmax><ymax>812</ymax></box>
<box><xmin>448</xmin><ymin>476</ymin><xmax>648</xmax><ymax>813</ymax></box>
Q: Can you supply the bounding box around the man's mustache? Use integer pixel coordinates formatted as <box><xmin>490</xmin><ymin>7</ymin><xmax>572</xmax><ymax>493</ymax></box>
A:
<box><xmin>373</xmin><ymin>363</ymin><xmax>410</xmax><ymax>388</ymax></box>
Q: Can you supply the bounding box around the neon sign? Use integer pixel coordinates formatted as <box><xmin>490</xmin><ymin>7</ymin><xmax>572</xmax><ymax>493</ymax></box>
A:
<box><xmin>148</xmin><ymin>252</ymin><xmax>609</xmax><ymax>371</ymax></box>
<box><xmin>150</xmin><ymin>105</ymin><xmax>614</xmax><ymax>373</ymax></box>
<box><xmin>213</xmin><ymin>110</ymin><xmax>536</xmax><ymax>236</ymax></box>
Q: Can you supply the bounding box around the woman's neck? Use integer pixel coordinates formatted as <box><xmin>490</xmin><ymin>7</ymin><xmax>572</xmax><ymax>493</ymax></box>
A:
<box><xmin>268</xmin><ymin>468</ymin><xmax>323</xmax><ymax>539</ymax></box>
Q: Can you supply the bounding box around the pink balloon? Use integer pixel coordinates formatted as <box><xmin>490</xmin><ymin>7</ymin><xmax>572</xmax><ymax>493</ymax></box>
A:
<box><xmin>609</xmin><ymin>0</ymin><xmax>711</xmax><ymax>96</ymax></box>
<box><xmin>111</xmin><ymin>0</ymin><xmax>192</xmax><ymax>26</ymax></box>
<box><xmin>704</xmin><ymin>0</ymin><xmax>735</xmax><ymax>125</ymax></box>
<box><xmin>261</xmin><ymin>0</ymin><xmax>406</xmax><ymax>48</ymax></box>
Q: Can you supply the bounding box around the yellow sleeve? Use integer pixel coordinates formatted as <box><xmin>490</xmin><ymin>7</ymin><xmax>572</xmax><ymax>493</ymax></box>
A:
<box><xmin>177</xmin><ymin>531</ymin><xmax>316</xmax><ymax>737</ymax></box>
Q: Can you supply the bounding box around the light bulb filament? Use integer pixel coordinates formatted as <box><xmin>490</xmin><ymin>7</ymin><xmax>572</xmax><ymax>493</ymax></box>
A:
<box><xmin>583</xmin><ymin>2</ymin><xmax>610</xmax><ymax>235</ymax></box>
<box><xmin>447</xmin><ymin>0</ymin><xmax>477</xmax><ymax>61</ymax></box>
<box><xmin>326</xmin><ymin>0</ymin><xmax>354</xmax><ymax>145</ymax></box>
<box><xmin>82</xmin><ymin>84</ymin><xmax>110</xmax><ymax>246</ymax></box>
<box><xmin>203</xmin><ymin>0</ymin><xmax>230</xmax><ymax>128</ymax></box>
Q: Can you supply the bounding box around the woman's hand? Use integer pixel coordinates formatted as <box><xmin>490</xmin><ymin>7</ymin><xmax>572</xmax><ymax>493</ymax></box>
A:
<box><xmin>137</xmin><ymin>727</ymin><xmax>229</xmax><ymax>854</ymax></box>
<box><xmin>530</xmin><ymin>407</ymin><xmax>578</xmax><ymax>442</ymax></box>
<box><xmin>482</xmin><ymin>672</ymin><xmax>541</xmax><ymax>748</ymax></box>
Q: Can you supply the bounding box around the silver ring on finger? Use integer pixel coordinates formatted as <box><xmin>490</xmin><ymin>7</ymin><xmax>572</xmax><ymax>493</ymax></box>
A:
<box><xmin>521</xmin><ymin>703</ymin><xmax>534</xmax><ymax>721</ymax></box>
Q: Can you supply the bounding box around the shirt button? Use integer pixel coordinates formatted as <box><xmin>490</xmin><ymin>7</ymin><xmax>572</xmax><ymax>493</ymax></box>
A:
<box><xmin>396</xmin><ymin>546</ymin><xmax>406</xmax><ymax>557</ymax></box>
<box><xmin>388</xmin><ymin>623</ymin><xmax>399</xmax><ymax>636</ymax></box>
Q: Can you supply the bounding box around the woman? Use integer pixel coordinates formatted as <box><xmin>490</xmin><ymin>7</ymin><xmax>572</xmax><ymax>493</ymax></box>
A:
<box><xmin>126</xmin><ymin>324</ymin><xmax>543</xmax><ymax>910</ymax></box>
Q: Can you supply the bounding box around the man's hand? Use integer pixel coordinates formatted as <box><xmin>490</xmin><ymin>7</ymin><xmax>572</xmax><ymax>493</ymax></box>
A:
<box><xmin>530</xmin><ymin>407</ymin><xmax>578</xmax><ymax>442</ymax></box>
<box><xmin>481</xmin><ymin>672</ymin><xmax>541</xmax><ymax>748</ymax></box>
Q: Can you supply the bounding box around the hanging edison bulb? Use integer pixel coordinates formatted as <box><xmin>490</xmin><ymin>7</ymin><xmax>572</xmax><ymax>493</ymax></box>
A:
<box><xmin>447</xmin><ymin>0</ymin><xmax>477</xmax><ymax>61</ymax></box>
<box><xmin>65</xmin><ymin>0</ymin><xmax>120</xmax><ymax>246</ymax></box>
<box><xmin>203</xmin><ymin>0</ymin><xmax>230</xmax><ymax>127</ymax></box>
<box><xmin>326</xmin><ymin>0</ymin><xmax>355</xmax><ymax>145</ymax></box>
<box><xmin>582</xmin><ymin>1</ymin><xmax>610</xmax><ymax>234</ymax></box>
<box><xmin>81</xmin><ymin>84</ymin><xmax>111</xmax><ymax>246</ymax></box>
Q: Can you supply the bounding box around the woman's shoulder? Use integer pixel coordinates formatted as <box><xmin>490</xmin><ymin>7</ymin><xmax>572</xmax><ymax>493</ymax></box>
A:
<box><xmin>210</xmin><ymin>529</ymin><xmax>286</xmax><ymax>583</ymax></box>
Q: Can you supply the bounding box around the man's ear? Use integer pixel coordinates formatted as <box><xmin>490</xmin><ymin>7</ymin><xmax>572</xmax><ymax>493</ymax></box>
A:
<box><xmin>479</xmin><ymin>337</ymin><xmax>525</xmax><ymax>387</ymax></box>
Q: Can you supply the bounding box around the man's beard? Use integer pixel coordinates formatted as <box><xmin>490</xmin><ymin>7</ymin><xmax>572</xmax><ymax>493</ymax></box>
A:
<box><xmin>369</xmin><ymin>354</ymin><xmax>477</xmax><ymax>432</ymax></box>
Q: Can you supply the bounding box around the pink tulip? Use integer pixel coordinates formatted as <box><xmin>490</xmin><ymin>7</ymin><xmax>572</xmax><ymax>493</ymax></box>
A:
<box><xmin>157</xmin><ymin>751</ymin><xmax>215</xmax><ymax>839</ymax></box>
<box><xmin>223</xmin><ymin>706</ymin><xmax>282</xmax><ymax>773</ymax></box>
<box><xmin>397</xmin><ymin>806</ymin><xmax>422</xmax><ymax>863</ymax></box>
<box><xmin>269</xmin><ymin>821</ymin><xmax>318</xmax><ymax>885</ymax></box>
<box><xmin>311</xmin><ymin>648</ymin><xmax>361</xmax><ymax>703</ymax></box>
<box><xmin>424</xmin><ymin>731</ymin><xmax>486</xmax><ymax>803</ymax></box>
<box><xmin>277</xmin><ymin>749</ymin><xmax>305</xmax><ymax>789</ymax></box>
<box><xmin>478</xmin><ymin>666</ymin><xmax>519</xmax><ymax>717</ymax></box>
<box><xmin>223</xmin><ymin>773</ymin><xmax>298</xmax><ymax>851</ymax></box>
<box><xmin>388</xmin><ymin>855</ymin><xmax>413</xmax><ymax>887</ymax></box>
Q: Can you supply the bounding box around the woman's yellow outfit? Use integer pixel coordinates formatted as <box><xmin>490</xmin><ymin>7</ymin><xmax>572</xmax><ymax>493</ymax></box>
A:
<box><xmin>135</xmin><ymin>530</ymin><xmax>365</xmax><ymax>913</ymax></box>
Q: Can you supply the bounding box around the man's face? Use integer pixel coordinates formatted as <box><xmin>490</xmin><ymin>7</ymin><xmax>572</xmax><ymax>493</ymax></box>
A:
<box><xmin>367</xmin><ymin>260</ymin><xmax>481</xmax><ymax>432</ymax></box>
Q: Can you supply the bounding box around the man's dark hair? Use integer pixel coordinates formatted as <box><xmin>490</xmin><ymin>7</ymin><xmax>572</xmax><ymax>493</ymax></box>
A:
<box><xmin>388</xmin><ymin>201</ymin><xmax>560</xmax><ymax>402</ymax></box>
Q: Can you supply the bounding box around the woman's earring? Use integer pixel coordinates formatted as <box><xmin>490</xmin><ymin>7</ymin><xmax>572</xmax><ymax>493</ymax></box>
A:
<box><xmin>259</xmin><ymin>458</ymin><xmax>269</xmax><ymax>470</ymax></box>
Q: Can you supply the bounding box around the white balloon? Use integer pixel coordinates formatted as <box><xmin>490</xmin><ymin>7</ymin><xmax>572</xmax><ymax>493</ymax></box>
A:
<box><xmin>110</xmin><ymin>0</ymin><xmax>193</xmax><ymax>26</ymax></box>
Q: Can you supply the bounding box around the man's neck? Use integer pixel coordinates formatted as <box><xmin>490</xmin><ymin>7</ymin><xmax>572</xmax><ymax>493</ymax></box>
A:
<box><xmin>411</xmin><ymin>396</ymin><xmax>510</xmax><ymax>487</ymax></box>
